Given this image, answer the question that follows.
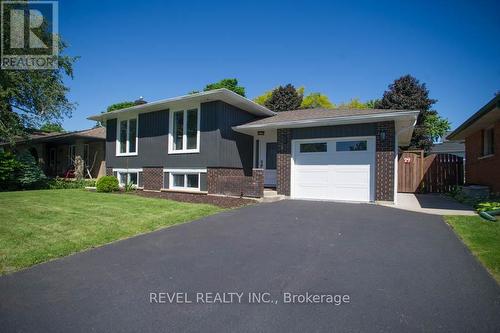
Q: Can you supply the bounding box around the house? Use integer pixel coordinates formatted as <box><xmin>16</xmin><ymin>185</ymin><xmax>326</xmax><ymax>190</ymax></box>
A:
<box><xmin>1</xmin><ymin>127</ymin><xmax>106</xmax><ymax>179</ymax></box>
<box><xmin>430</xmin><ymin>131</ymin><xmax>465</xmax><ymax>158</ymax></box>
<box><xmin>448</xmin><ymin>94</ymin><xmax>500</xmax><ymax>193</ymax></box>
<box><xmin>89</xmin><ymin>89</ymin><xmax>418</xmax><ymax>203</ymax></box>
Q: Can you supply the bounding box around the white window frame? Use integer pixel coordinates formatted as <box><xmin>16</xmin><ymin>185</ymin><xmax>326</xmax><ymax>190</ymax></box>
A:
<box><xmin>164</xmin><ymin>168</ymin><xmax>206</xmax><ymax>192</ymax></box>
<box><xmin>116</xmin><ymin>116</ymin><xmax>139</xmax><ymax>156</ymax></box>
<box><xmin>168</xmin><ymin>106</ymin><xmax>200</xmax><ymax>154</ymax></box>
<box><xmin>113</xmin><ymin>168</ymin><xmax>142</xmax><ymax>188</ymax></box>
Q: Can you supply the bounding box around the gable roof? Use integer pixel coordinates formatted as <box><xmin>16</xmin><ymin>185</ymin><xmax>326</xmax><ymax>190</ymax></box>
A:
<box><xmin>1</xmin><ymin>127</ymin><xmax>105</xmax><ymax>146</ymax></box>
<box><xmin>88</xmin><ymin>88</ymin><xmax>275</xmax><ymax>121</ymax></box>
<box><xmin>234</xmin><ymin>108</ymin><xmax>420</xmax><ymax>146</ymax></box>
<box><xmin>447</xmin><ymin>94</ymin><xmax>500</xmax><ymax>140</ymax></box>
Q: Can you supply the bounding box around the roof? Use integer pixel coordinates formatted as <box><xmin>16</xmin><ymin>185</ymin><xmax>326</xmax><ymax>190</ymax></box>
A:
<box><xmin>234</xmin><ymin>108</ymin><xmax>420</xmax><ymax>146</ymax></box>
<box><xmin>447</xmin><ymin>94</ymin><xmax>500</xmax><ymax>140</ymax></box>
<box><xmin>87</xmin><ymin>88</ymin><xmax>275</xmax><ymax>121</ymax></box>
<box><xmin>430</xmin><ymin>141</ymin><xmax>465</xmax><ymax>154</ymax></box>
<box><xmin>1</xmin><ymin>127</ymin><xmax>106</xmax><ymax>146</ymax></box>
<box><xmin>236</xmin><ymin>108</ymin><xmax>413</xmax><ymax>127</ymax></box>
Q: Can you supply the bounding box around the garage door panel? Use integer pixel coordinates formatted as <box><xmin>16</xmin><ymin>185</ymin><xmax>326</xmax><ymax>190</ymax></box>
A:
<box><xmin>292</xmin><ymin>138</ymin><xmax>375</xmax><ymax>202</ymax></box>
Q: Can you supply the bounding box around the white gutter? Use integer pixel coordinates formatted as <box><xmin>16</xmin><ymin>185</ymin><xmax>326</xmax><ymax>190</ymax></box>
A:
<box><xmin>234</xmin><ymin>111</ymin><xmax>420</xmax><ymax>131</ymax></box>
<box><xmin>88</xmin><ymin>88</ymin><xmax>275</xmax><ymax>121</ymax></box>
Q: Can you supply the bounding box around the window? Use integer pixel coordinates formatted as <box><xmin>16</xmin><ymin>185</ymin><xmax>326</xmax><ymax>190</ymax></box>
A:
<box><xmin>49</xmin><ymin>148</ymin><xmax>56</xmax><ymax>167</ymax></box>
<box><xmin>117</xmin><ymin>171</ymin><xmax>139</xmax><ymax>187</ymax></box>
<box><xmin>117</xmin><ymin>117</ymin><xmax>138</xmax><ymax>155</ymax></box>
<box><xmin>83</xmin><ymin>144</ymin><xmax>90</xmax><ymax>166</ymax></box>
<box><xmin>169</xmin><ymin>108</ymin><xmax>199</xmax><ymax>153</ymax></box>
<box><xmin>300</xmin><ymin>142</ymin><xmax>327</xmax><ymax>153</ymax></box>
<box><xmin>69</xmin><ymin>145</ymin><xmax>76</xmax><ymax>164</ymax></box>
<box><xmin>482</xmin><ymin>127</ymin><xmax>495</xmax><ymax>156</ymax></box>
<box><xmin>336</xmin><ymin>140</ymin><xmax>367</xmax><ymax>151</ymax></box>
<box><xmin>170</xmin><ymin>173</ymin><xmax>200</xmax><ymax>190</ymax></box>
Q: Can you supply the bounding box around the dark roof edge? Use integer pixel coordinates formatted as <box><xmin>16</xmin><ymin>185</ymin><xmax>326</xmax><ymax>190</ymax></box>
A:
<box><xmin>448</xmin><ymin>94</ymin><xmax>500</xmax><ymax>140</ymax></box>
<box><xmin>0</xmin><ymin>127</ymin><xmax>104</xmax><ymax>146</ymax></box>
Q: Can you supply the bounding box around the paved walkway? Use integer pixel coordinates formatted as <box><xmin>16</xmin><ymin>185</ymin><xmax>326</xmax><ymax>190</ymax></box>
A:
<box><xmin>386</xmin><ymin>193</ymin><xmax>476</xmax><ymax>215</ymax></box>
<box><xmin>1</xmin><ymin>200</ymin><xmax>498</xmax><ymax>332</ymax></box>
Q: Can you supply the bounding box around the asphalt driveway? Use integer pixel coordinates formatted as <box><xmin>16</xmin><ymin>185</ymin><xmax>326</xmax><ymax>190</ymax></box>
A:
<box><xmin>1</xmin><ymin>200</ymin><xmax>499</xmax><ymax>332</ymax></box>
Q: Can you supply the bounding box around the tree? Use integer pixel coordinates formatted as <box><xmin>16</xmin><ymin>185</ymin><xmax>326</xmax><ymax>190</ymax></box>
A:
<box><xmin>106</xmin><ymin>101</ymin><xmax>136</xmax><ymax>112</ymax></box>
<box><xmin>0</xmin><ymin>1</ymin><xmax>77</xmax><ymax>144</ymax></box>
<box><xmin>203</xmin><ymin>78</ymin><xmax>245</xmax><ymax>96</ymax></box>
<box><xmin>338</xmin><ymin>98</ymin><xmax>369</xmax><ymax>109</ymax></box>
<box><xmin>375</xmin><ymin>75</ymin><xmax>450</xmax><ymax>150</ymax></box>
<box><xmin>264</xmin><ymin>84</ymin><xmax>303</xmax><ymax>112</ymax></box>
<box><xmin>254</xmin><ymin>90</ymin><xmax>273</xmax><ymax>106</ymax></box>
<box><xmin>301</xmin><ymin>93</ymin><xmax>334</xmax><ymax>109</ymax></box>
<box><xmin>39</xmin><ymin>122</ymin><xmax>64</xmax><ymax>132</ymax></box>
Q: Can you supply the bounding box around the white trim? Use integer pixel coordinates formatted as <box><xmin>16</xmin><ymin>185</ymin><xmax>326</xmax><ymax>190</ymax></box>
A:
<box><xmin>290</xmin><ymin>136</ymin><xmax>376</xmax><ymax>202</ymax></box>
<box><xmin>234</xmin><ymin>111</ymin><xmax>420</xmax><ymax>130</ymax></box>
<box><xmin>168</xmin><ymin>106</ymin><xmax>200</xmax><ymax>154</ymax></box>
<box><xmin>115</xmin><ymin>116</ymin><xmax>139</xmax><ymax>156</ymax></box>
<box><xmin>113</xmin><ymin>168</ymin><xmax>142</xmax><ymax>187</ymax></box>
<box><xmin>168</xmin><ymin>171</ymin><xmax>201</xmax><ymax>191</ymax></box>
<box><xmin>163</xmin><ymin>168</ymin><xmax>207</xmax><ymax>173</ymax></box>
<box><xmin>112</xmin><ymin>168</ymin><xmax>143</xmax><ymax>173</ymax></box>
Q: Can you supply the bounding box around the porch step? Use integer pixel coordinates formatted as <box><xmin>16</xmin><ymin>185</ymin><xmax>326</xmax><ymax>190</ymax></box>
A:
<box><xmin>260</xmin><ymin>189</ymin><xmax>286</xmax><ymax>203</ymax></box>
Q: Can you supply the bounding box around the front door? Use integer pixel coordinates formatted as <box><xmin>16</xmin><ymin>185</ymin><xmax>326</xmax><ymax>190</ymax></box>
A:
<box><xmin>265</xmin><ymin>142</ymin><xmax>277</xmax><ymax>187</ymax></box>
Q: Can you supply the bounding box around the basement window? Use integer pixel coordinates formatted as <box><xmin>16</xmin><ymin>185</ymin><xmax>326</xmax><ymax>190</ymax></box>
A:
<box><xmin>170</xmin><ymin>173</ymin><xmax>200</xmax><ymax>190</ymax></box>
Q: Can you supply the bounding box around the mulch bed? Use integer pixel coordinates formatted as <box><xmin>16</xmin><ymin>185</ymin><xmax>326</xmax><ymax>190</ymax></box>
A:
<box><xmin>117</xmin><ymin>190</ymin><xmax>256</xmax><ymax>209</ymax></box>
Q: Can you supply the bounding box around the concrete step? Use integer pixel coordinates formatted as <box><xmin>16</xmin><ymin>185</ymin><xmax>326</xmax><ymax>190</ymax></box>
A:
<box><xmin>261</xmin><ymin>189</ymin><xmax>286</xmax><ymax>203</ymax></box>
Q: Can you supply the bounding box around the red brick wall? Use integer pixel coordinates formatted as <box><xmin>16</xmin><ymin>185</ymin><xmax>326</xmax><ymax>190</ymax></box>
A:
<box><xmin>276</xmin><ymin>129</ymin><xmax>292</xmax><ymax>196</ymax></box>
<box><xmin>143</xmin><ymin>167</ymin><xmax>163</xmax><ymax>191</ymax></box>
<box><xmin>106</xmin><ymin>167</ymin><xmax>113</xmax><ymax>176</ymax></box>
<box><xmin>207</xmin><ymin>168</ymin><xmax>264</xmax><ymax>198</ymax></box>
<box><xmin>465</xmin><ymin>122</ymin><xmax>500</xmax><ymax>193</ymax></box>
<box><xmin>375</xmin><ymin>121</ymin><xmax>395</xmax><ymax>202</ymax></box>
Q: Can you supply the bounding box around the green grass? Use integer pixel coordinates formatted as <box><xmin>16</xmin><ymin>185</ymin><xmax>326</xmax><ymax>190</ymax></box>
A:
<box><xmin>445</xmin><ymin>215</ymin><xmax>500</xmax><ymax>283</ymax></box>
<box><xmin>0</xmin><ymin>189</ymin><xmax>222</xmax><ymax>275</ymax></box>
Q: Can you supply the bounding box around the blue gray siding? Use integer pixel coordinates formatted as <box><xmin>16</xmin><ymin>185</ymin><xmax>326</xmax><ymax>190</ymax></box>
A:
<box><xmin>105</xmin><ymin>101</ymin><xmax>256</xmax><ymax>171</ymax></box>
<box><xmin>291</xmin><ymin>123</ymin><xmax>377</xmax><ymax>140</ymax></box>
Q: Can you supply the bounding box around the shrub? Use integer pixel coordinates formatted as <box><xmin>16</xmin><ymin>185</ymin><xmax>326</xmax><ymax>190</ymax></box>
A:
<box><xmin>476</xmin><ymin>202</ymin><xmax>500</xmax><ymax>213</ymax></box>
<box><xmin>48</xmin><ymin>178</ymin><xmax>96</xmax><ymax>189</ymax></box>
<box><xmin>96</xmin><ymin>176</ymin><xmax>119</xmax><ymax>193</ymax></box>
<box><xmin>0</xmin><ymin>152</ymin><xmax>22</xmax><ymax>191</ymax></box>
<box><xmin>124</xmin><ymin>181</ymin><xmax>135</xmax><ymax>192</ymax></box>
<box><xmin>16</xmin><ymin>152</ymin><xmax>47</xmax><ymax>189</ymax></box>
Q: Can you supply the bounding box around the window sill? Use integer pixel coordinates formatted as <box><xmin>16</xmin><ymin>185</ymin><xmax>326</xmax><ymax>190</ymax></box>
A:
<box><xmin>116</xmin><ymin>153</ymin><xmax>138</xmax><ymax>157</ymax></box>
<box><xmin>478</xmin><ymin>154</ymin><xmax>494</xmax><ymax>160</ymax></box>
<box><xmin>167</xmin><ymin>150</ymin><xmax>200</xmax><ymax>155</ymax></box>
<box><xmin>161</xmin><ymin>188</ymin><xmax>207</xmax><ymax>195</ymax></box>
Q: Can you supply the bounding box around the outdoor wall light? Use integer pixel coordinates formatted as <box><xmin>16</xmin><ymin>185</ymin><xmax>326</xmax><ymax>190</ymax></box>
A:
<box><xmin>380</xmin><ymin>130</ymin><xmax>386</xmax><ymax>141</ymax></box>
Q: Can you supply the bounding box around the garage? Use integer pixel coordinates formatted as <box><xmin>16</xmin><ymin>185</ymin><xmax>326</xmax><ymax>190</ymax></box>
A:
<box><xmin>291</xmin><ymin>137</ymin><xmax>375</xmax><ymax>202</ymax></box>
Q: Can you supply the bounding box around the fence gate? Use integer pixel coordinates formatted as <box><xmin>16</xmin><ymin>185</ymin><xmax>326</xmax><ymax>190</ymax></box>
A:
<box><xmin>398</xmin><ymin>151</ymin><xmax>464</xmax><ymax>193</ymax></box>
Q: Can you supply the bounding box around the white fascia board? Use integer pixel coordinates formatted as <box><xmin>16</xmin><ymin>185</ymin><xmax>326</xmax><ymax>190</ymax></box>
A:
<box><xmin>112</xmin><ymin>168</ymin><xmax>143</xmax><ymax>173</ymax></box>
<box><xmin>163</xmin><ymin>168</ymin><xmax>207</xmax><ymax>173</ymax></box>
<box><xmin>234</xmin><ymin>111</ymin><xmax>420</xmax><ymax>132</ymax></box>
<box><xmin>88</xmin><ymin>89</ymin><xmax>274</xmax><ymax>121</ymax></box>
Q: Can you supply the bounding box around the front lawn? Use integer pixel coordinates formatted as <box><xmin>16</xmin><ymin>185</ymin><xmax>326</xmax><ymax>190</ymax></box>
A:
<box><xmin>0</xmin><ymin>189</ymin><xmax>222</xmax><ymax>275</ymax></box>
<box><xmin>445</xmin><ymin>215</ymin><xmax>500</xmax><ymax>283</ymax></box>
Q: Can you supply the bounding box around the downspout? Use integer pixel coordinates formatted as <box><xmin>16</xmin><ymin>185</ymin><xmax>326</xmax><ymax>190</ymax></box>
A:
<box><xmin>394</xmin><ymin>118</ymin><xmax>418</xmax><ymax>205</ymax></box>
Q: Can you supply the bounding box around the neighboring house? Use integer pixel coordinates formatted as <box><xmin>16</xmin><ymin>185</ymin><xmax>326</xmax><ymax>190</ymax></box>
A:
<box><xmin>1</xmin><ymin>127</ymin><xmax>106</xmax><ymax>179</ymax></box>
<box><xmin>448</xmin><ymin>94</ymin><xmax>500</xmax><ymax>193</ymax></box>
<box><xmin>430</xmin><ymin>131</ymin><xmax>465</xmax><ymax>158</ymax></box>
<box><xmin>89</xmin><ymin>89</ymin><xmax>418</xmax><ymax>203</ymax></box>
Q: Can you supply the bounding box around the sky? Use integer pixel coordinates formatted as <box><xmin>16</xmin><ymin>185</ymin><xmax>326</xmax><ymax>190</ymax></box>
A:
<box><xmin>58</xmin><ymin>0</ymin><xmax>500</xmax><ymax>131</ymax></box>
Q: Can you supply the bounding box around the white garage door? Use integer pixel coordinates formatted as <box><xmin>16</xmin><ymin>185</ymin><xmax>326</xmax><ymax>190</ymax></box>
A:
<box><xmin>292</xmin><ymin>137</ymin><xmax>375</xmax><ymax>202</ymax></box>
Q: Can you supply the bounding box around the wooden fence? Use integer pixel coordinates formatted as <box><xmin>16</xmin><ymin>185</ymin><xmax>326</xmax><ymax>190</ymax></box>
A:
<box><xmin>398</xmin><ymin>151</ymin><xmax>464</xmax><ymax>193</ymax></box>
